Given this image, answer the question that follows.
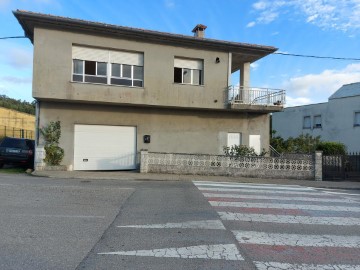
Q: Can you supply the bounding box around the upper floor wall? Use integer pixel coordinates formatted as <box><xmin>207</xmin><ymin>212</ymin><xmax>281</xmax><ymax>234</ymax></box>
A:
<box><xmin>33</xmin><ymin>28</ymin><xmax>230</xmax><ymax>110</ymax></box>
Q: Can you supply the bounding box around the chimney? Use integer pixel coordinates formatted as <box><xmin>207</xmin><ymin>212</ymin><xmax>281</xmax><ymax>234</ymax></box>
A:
<box><xmin>192</xmin><ymin>24</ymin><xmax>207</xmax><ymax>38</ymax></box>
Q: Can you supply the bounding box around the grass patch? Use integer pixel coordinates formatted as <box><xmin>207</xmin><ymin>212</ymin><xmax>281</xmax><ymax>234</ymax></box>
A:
<box><xmin>0</xmin><ymin>167</ymin><xmax>27</xmax><ymax>174</ymax></box>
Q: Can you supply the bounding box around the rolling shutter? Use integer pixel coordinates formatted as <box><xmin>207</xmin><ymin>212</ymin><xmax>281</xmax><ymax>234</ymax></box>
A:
<box><xmin>72</xmin><ymin>46</ymin><xmax>109</xmax><ymax>62</ymax></box>
<box><xmin>72</xmin><ymin>46</ymin><xmax>143</xmax><ymax>66</ymax></box>
<box><xmin>174</xmin><ymin>57</ymin><xmax>203</xmax><ymax>70</ymax></box>
<box><xmin>110</xmin><ymin>51</ymin><xmax>144</xmax><ymax>66</ymax></box>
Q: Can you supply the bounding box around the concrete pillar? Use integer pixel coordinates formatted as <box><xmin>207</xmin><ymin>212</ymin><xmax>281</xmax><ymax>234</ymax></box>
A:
<box><xmin>140</xmin><ymin>150</ymin><xmax>149</xmax><ymax>173</ymax></box>
<box><xmin>34</xmin><ymin>146</ymin><xmax>46</xmax><ymax>171</ymax></box>
<box><xmin>240</xmin><ymin>62</ymin><xmax>250</xmax><ymax>103</ymax></box>
<box><xmin>314</xmin><ymin>151</ymin><xmax>323</xmax><ymax>181</ymax></box>
<box><xmin>240</xmin><ymin>62</ymin><xmax>250</xmax><ymax>88</ymax></box>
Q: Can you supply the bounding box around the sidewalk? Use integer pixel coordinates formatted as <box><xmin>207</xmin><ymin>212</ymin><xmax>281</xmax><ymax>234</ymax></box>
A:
<box><xmin>32</xmin><ymin>170</ymin><xmax>360</xmax><ymax>190</ymax></box>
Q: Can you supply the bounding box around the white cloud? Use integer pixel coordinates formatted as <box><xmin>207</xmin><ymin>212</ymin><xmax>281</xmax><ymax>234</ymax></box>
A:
<box><xmin>164</xmin><ymin>0</ymin><xmax>175</xmax><ymax>8</ymax></box>
<box><xmin>250</xmin><ymin>62</ymin><xmax>259</xmax><ymax>70</ymax></box>
<box><xmin>282</xmin><ymin>63</ymin><xmax>360</xmax><ymax>104</ymax></box>
<box><xmin>246</xmin><ymin>21</ymin><xmax>256</xmax><ymax>28</ymax></box>
<box><xmin>251</xmin><ymin>0</ymin><xmax>360</xmax><ymax>33</ymax></box>
<box><xmin>285</xmin><ymin>96</ymin><xmax>312</xmax><ymax>107</ymax></box>
<box><xmin>253</xmin><ymin>1</ymin><xmax>268</xmax><ymax>10</ymax></box>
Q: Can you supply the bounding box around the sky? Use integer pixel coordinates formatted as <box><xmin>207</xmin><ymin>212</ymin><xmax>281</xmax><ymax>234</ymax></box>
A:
<box><xmin>0</xmin><ymin>0</ymin><xmax>359</xmax><ymax>107</ymax></box>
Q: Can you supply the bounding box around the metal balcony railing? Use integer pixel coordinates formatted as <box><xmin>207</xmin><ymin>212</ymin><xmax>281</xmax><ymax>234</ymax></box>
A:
<box><xmin>226</xmin><ymin>85</ymin><xmax>286</xmax><ymax>106</ymax></box>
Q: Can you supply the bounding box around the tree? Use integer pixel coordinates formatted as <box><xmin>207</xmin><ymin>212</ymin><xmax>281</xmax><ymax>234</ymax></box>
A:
<box><xmin>0</xmin><ymin>95</ymin><xmax>35</xmax><ymax>115</ymax></box>
<box><xmin>40</xmin><ymin>121</ymin><xmax>64</xmax><ymax>165</ymax></box>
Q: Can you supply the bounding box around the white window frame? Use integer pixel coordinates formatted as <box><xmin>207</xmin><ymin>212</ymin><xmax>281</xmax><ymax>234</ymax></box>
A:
<box><xmin>72</xmin><ymin>46</ymin><xmax>144</xmax><ymax>88</ymax></box>
<box><xmin>313</xmin><ymin>115</ymin><xmax>322</xmax><ymax>128</ymax></box>
<box><xmin>303</xmin><ymin>116</ymin><xmax>311</xmax><ymax>129</ymax></box>
<box><xmin>110</xmin><ymin>63</ymin><xmax>143</xmax><ymax>87</ymax></box>
<box><xmin>174</xmin><ymin>57</ymin><xmax>203</xmax><ymax>86</ymax></box>
<box><xmin>354</xmin><ymin>111</ymin><xmax>360</xmax><ymax>127</ymax></box>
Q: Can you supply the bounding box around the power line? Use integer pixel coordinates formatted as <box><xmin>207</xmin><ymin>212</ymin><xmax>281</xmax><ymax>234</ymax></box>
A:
<box><xmin>0</xmin><ymin>36</ymin><xmax>26</xmax><ymax>40</ymax></box>
<box><xmin>274</xmin><ymin>52</ymin><xmax>360</xmax><ymax>61</ymax></box>
<box><xmin>1</xmin><ymin>35</ymin><xmax>359</xmax><ymax>61</ymax></box>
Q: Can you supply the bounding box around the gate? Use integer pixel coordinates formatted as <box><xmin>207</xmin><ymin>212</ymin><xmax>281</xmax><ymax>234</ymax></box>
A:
<box><xmin>323</xmin><ymin>153</ymin><xmax>360</xmax><ymax>181</ymax></box>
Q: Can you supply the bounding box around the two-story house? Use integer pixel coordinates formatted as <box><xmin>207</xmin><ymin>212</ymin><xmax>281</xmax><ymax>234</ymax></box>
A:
<box><xmin>14</xmin><ymin>10</ymin><xmax>285</xmax><ymax>171</ymax></box>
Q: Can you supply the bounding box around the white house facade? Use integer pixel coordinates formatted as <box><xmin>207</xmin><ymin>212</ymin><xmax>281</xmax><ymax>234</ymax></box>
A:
<box><xmin>272</xmin><ymin>82</ymin><xmax>360</xmax><ymax>152</ymax></box>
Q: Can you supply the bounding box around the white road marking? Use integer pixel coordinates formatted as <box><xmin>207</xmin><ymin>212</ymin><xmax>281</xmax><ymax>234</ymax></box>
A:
<box><xmin>210</xmin><ymin>201</ymin><xmax>360</xmax><ymax>212</ymax></box>
<box><xmin>98</xmin><ymin>244</ymin><xmax>244</xmax><ymax>260</ymax></box>
<box><xmin>202</xmin><ymin>193</ymin><xmax>356</xmax><ymax>204</ymax></box>
<box><xmin>233</xmin><ymin>230</ymin><xmax>360</xmax><ymax>248</ymax></box>
<box><xmin>197</xmin><ymin>187</ymin><xmax>328</xmax><ymax>196</ymax></box>
<box><xmin>194</xmin><ymin>182</ymin><xmax>314</xmax><ymax>191</ymax></box>
<box><xmin>0</xmin><ymin>183</ymin><xmax>17</xmax><ymax>186</ymax></box>
<box><xmin>322</xmin><ymin>191</ymin><xmax>360</xmax><ymax>196</ymax></box>
<box><xmin>117</xmin><ymin>220</ymin><xmax>225</xmax><ymax>230</ymax></box>
<box><xmin>13</xmin><ymin>214</ymin><xmax>105</xmax><ymax>219</ymax></box>
<box><xmin>218</xmin><ymin>212</ymin><xmax>360</xmax><ymax>226</ymax></box>
<box><xmin>254</xmin><ymin>261</ymin><xmax>360</xmax><ymax>270</ymax></box>
<box><xmin>194</xmin><ymin>181</ymin><xmax>306</xmax><ymax>188</ymax></box>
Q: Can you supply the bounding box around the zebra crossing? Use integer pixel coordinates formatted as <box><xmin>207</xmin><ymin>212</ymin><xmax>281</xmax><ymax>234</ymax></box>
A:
<box><xmin>193</xmin><ymin>181</ymin><xmax>360</xmax><ymax>269</ymax></box>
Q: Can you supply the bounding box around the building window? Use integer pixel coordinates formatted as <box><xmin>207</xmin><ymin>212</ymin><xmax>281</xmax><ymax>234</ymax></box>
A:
<box><xmin>355</xmin><ymin>112</ymin><xmax>360</xmax><ymax>127</ymax></box>
<box><xmin>174</xmin><ymin>57</ymin><xmax>203</xmax><ymax>85</ymax></box>
<box><xmin>313</xmin><ymin>115</ymin><xmax>322</xmax><ymax>128</ymax></box>
<box><xmin>72</xmin><ymin>46</ymin><xmax>144</xmax><ymax>87</ymax></box>
<box><xmin>227</xmin><ymin>133</ymin><xmax>242</xmax><ymax>148</ymax></box>
<box><xmin>110</xmin><ymin>63</ymin><xmax>143</xmax><ymax>87</ymax></box>
<box><xmin>303</xmin><ymin>116</ymin><xmax>311</xmax><ymax>129</ymax></box>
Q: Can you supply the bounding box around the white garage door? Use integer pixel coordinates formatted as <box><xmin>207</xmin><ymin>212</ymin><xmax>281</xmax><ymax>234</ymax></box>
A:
<box><xmin>74</xmin><ymin>125</ymin><xmax>136</xmax><ymax>171</ymax></box>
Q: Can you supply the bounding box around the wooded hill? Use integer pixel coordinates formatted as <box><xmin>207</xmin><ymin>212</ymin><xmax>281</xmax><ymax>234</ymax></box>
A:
<box><xmin>0</xmin><ymin>95</ymin><xmax>35</xmax><ymax>115</ymax></box>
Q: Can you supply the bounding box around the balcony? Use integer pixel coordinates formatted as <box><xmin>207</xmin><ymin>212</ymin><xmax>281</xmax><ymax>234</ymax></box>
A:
<box><xmin>226</xmin><ymin>85</ymin><xmax>285</xmax><ymax>112</ymax></box>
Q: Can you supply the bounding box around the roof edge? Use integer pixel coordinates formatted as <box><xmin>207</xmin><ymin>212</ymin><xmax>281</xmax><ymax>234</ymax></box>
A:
<box><xmin>13</xmin><ymin>10</ymin><xmax>277</xmax><ymax>56</ymax></box>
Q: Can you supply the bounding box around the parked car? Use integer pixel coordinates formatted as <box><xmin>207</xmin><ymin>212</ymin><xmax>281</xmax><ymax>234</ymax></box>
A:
<box><xmin>0</xmin><ymin>137</ymin><xmax>35</xmax><ymax>169</ymax></box>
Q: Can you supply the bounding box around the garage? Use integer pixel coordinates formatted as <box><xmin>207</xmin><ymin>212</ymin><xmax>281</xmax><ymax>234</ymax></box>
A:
<box><xmin>74</xmin><ymin>125</ymin><xmax>137</xmax><ymax>170</ymax></box>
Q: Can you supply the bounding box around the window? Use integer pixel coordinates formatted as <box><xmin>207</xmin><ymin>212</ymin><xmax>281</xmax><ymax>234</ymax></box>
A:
<box><xmin>227</xmin><ymin>133</ymin><xmax>242</xmax><ymax>148</ymax></box>
<box><xmin>174</xmin><ymin>57</ymin><xmax>203</xmax><ymax>85</ymax></box>
<box><xmin>110</xmin><ymin>63</ymin><xmax>143</xmax><ymax>87</ymax></box>
<box><xmin>303</xmin><ymin>116</ymin><xmax>311</xmax><ymax>129</ymax></box>
<box><xmin>313</xmin><ymin>115</ymin><xmax>322</xmax><ymax>128</ymax></box>
<box><xmin>355</xmin><ymin>112</ymin><xmax>360</xmax><ymax>127</ymax></box>
<box><xmin>72</xmin><ymin>46</ymin><xmax>144</xmax><ymax>87</ymax></box>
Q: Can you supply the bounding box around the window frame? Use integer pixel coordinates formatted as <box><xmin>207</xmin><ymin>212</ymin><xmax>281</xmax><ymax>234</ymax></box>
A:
<box><xmin>313</xmin><ymin>115</ymin><xmax>322</xmax><ymax>128</ymax></box>
<box><xmin>354</xmin><ymin>111</ymin><xmax>360</xmax><ymax>127</ymax></box>
<box><xmin>71</xmin><ymin>48</ymin><xmax>144</xmax><ymax>88</ymax></box>
<box><xmin>110</xmin><ymin>63</ymin><xmax>143</xmax><ymax>87</ymax></box>
<box><xmin>173</xmin><ymin>57</ymin><xmax>204</xmax><ymax>86</ymax></box>
<box><xmin>303</xmin><ymin>116</ymin><xmax>311</xmax><ymax>129</ymax></box>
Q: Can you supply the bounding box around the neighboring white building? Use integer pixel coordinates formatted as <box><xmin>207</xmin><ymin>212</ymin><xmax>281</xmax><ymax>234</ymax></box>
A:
<box><xmin>272</xmin><ymin>82</ymin><xmax>360</xmax><ymax>152</ymax></box>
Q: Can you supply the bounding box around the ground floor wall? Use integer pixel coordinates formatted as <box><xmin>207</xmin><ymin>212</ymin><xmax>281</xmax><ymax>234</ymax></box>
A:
<box><xmin>36</xmin><ymin>101</ymin><xmax>270</xmax><ymax>170</ymax></box>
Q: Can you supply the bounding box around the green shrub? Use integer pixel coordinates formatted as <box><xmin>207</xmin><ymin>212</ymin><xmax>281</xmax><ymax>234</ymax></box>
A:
<box><xmin>316</xmin><ymin>141</ymin><xmax>346</xmax><ymax>155</ymax></box>
<box><xmin>40</xmin><ymin>121</ymin><xmax>64</xmax><ymax>165</ymax></box>
<box><xmin>43</xmin><ymin>145</ymin><xmax>64</xmax><ymax>165</ymax></box>
<box><xmin>224</xmin><ymin>145</ymin><xmax>267</xmax><ymax>157</ymax></box>
<box><xmin>271</xmin><ymin>132</ymin><xmax>321</xmax><ymax>154</ymax></box>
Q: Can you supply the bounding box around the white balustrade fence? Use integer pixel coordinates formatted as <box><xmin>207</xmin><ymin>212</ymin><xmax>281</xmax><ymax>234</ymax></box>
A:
<box><xmin>227</xmin><ymin>85</ymin><xmax>286</xmax><ymax>106</ymax></box>
<box><xmin>140</xmin><ymin>151</ymin><xmax>319</xmax><ymax>180</ymax></box>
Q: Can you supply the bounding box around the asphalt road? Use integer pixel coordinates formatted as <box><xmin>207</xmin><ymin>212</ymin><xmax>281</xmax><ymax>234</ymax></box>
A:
<box><xmin>0</xmin><ymin>173</ymin><xmax>359</xmax><ymax>270</ymax></box>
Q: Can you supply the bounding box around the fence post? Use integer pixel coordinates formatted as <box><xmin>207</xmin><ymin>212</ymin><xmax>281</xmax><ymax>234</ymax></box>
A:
<box><xmin>140</xmin><ymin>150</ymin><xmax>149</xmax><ymax>173</ymax></box>
<box><xmin>314</xmin><ymin>151</ymin><xmax>323</xmax><ymax>181</ymax></box>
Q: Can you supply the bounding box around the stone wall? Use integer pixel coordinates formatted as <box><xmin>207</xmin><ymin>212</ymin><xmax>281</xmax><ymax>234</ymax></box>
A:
<box><xmin>141</xmin><ymin>151</ymin><xmax>321</xmax><ymax>180</ymax></box>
